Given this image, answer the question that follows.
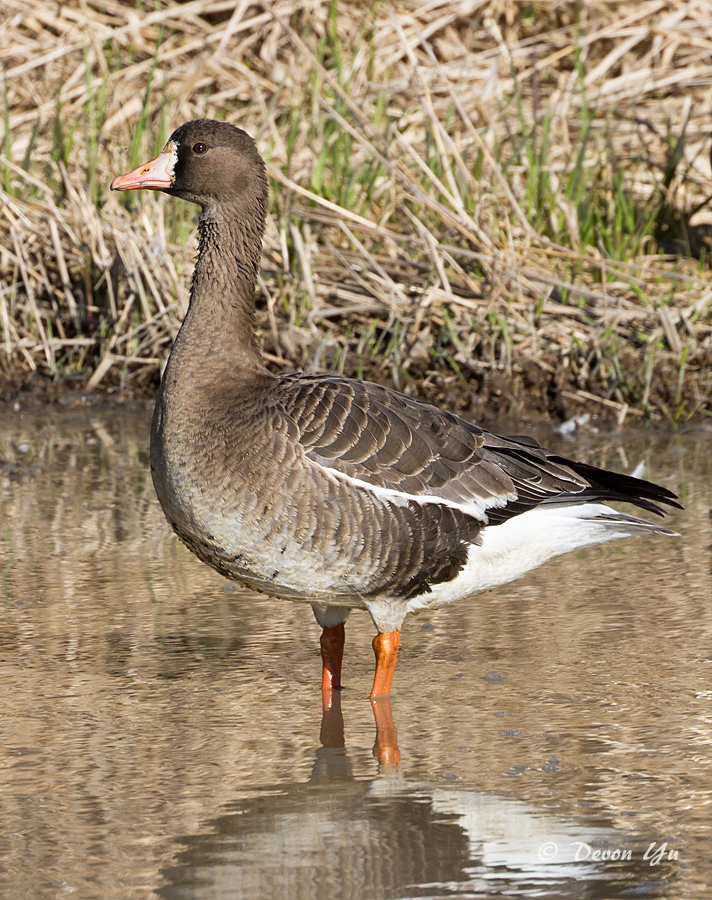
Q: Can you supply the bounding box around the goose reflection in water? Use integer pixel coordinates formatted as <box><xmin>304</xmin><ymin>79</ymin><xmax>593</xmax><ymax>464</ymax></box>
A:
<box><xmin>156</xmin><ymin>696</ymin><xmax>677</xmax><ymax>900</ymax></box>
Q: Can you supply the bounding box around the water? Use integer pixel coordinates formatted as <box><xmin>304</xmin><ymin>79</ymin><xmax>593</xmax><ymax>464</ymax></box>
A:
<box><xmin>0</xmin><ymin>401</ymin><xmax>709</xmax><ymax>899</ymax></box>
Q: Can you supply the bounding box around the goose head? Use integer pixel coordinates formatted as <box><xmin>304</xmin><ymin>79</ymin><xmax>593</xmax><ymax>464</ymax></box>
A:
<box><xmin>111</xmin><ymin>119</ymin><xmax>268</xmax><ymax>219</ymax></box>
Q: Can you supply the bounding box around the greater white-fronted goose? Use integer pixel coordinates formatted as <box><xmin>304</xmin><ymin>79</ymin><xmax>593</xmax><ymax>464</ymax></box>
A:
<box><xmin>111</xmin><ymin>120</ymin><xmax>680</xmax><ymax>699</ymax></box>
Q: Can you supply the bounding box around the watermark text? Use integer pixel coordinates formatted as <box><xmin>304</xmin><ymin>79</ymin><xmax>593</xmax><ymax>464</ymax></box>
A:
<box><xmin>537</xmin><ymin>840</ymin><xmax>678</xmax><ymax>866</ymax></box>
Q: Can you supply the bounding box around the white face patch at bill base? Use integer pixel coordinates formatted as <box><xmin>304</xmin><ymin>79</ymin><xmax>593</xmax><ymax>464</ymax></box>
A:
<box><xmin>159</xmin><ymin>140</ymin><xmax>178</xmax><ymax>180</ymax></box>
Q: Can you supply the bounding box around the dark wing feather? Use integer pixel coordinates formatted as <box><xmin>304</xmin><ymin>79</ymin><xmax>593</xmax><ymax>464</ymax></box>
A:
<box><xmin>276</xmin><ymin>374</ymin><xmax>668</xmax><ymax>523</ymax></box>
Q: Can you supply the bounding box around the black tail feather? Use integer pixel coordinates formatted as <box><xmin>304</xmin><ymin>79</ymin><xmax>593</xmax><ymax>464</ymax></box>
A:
<box><xmin>548</xmin><ymin>456</ymin><xmax>683</xmax><ymax>517</ymax></box>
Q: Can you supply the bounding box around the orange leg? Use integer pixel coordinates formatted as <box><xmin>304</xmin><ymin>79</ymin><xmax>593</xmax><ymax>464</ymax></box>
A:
<box><xmin>370</xmin><ymin>630</ymin><xmax>401</xmax><ymax>699</ymax></box>
<box><xmin>320</xmin><ymin>622</ymin><xmax>345</xmax><ymax>691</ymax></box>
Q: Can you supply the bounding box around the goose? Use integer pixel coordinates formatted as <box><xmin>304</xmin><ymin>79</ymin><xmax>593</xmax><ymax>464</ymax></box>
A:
<box><xmin>111</xmin><ymin>119</ymin><xmax>680</xmax><ymax>699</ymax></box>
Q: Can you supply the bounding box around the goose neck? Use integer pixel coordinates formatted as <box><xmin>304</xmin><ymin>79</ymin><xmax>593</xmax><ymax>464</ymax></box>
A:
<box><xmin>185</xmin><ymin>208</ymin><xmax>263</xmax><ymax>355</ymax></box>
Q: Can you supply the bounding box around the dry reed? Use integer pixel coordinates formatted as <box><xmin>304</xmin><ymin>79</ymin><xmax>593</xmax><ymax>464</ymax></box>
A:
<box><xmin>1</xmin><ymin>0</ymin><xmax>712</xmax><ymax>422</ymax></box>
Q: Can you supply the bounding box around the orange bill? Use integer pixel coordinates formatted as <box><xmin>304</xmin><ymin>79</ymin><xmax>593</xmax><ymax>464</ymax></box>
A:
<box><xmin>111</xmin><ymin>145</ymin><xmax>176</xmax><ymax>191</ymax></box>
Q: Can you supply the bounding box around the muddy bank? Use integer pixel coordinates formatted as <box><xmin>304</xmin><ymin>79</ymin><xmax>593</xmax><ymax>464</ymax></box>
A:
<box><xmin>1</xmin><ymin>334</ymin><xmax>708</xmax><ymax>429</ymax></box>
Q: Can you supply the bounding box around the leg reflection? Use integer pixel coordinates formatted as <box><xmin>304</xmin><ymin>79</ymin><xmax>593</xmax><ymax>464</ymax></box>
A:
<box><xmin>315</xmin><ymin>691</ymin><xmax>401</xmax><ymax>775</ymax></box>
<box><xmin>320</xmin><ymin>688</ymin><xmax>345</xmax><ymax>746</ymax></box>
<box><xmin>371</xmin><ymin>697</ymin><xmax>401</xmax><ymax>768</ymax></box>
<box><xmin>312</xmin><ymin>689</ymin><xmax>352</xmax><ymax>781</ymax></box>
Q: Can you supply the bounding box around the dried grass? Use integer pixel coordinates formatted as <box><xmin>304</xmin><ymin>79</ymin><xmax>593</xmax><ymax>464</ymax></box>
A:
<box><xmin>1</xmin><ymin>0</ymin><xmax>712</xmax><ymax>421</ymax></box>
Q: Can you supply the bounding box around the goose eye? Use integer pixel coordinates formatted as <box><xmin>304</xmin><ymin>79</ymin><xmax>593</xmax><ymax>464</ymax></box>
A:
<box><xmin>192</xmin><ymin>142</ymin><xmax>208</xmax><ymax>154</ymax></box>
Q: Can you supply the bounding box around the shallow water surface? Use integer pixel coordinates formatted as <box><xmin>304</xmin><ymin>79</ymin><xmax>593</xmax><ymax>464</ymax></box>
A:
<box><xmin>0</xmin><ymin>402</ymin><xmax>709</xmax><ymax>899</ymax></box>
